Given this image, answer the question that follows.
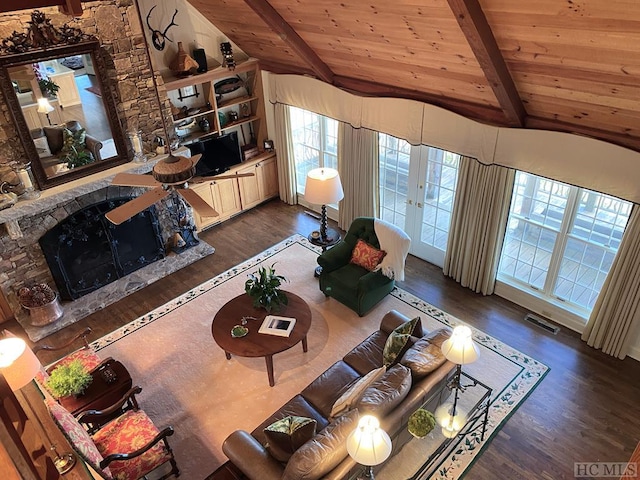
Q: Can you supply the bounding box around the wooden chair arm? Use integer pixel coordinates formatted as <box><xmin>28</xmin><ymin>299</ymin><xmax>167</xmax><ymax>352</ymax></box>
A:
<box><xmin>76</xmin><ymin>386</ymin><xmax>142</xmax><ymax>426</ymax></box>
<box><xmin>33</xmin><ymin>327</ymin><xmax>92</xmax><ymax>354</ymax></box>
<box><xmin>99</xmin><ymin>426</ymin><xmax>175</xmax><ymax>469</ymax></box>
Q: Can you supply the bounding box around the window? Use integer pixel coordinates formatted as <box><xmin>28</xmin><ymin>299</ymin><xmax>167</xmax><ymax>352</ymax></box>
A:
<box><xmin>379</xmin><ymin>133</ymin><xmax>460</xmax><ymax>266</ymax></box>
<box><xmin>498</xmin><ymin>172</ymin><xmax>632</xmax><ymax>316</ymax></box>
<box><xmin>289</xmin><ymin>106</ymin><xmax>338</xmax><ymax>195</ymax></box>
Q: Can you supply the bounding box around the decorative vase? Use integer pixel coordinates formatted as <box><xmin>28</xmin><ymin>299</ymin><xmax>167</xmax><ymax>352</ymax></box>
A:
<box><xmin>169</xmin><ymin>42</ymin><xmax>199</xmax><ymax>77</ymax></box>
<box><xmin>22</xmin><ymin>294</ymin><xmax>64</xmax><ymax>326</ymax></box>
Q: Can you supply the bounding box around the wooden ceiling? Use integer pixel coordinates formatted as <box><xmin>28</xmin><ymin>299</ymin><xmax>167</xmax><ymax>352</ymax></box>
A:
<box><xmin>4</xmin><ymin>0</ymin><xmax>640</xmax><ymax>153</ymax></box>
<box><xmin>187</xmin><ymin>0</ymin><xmax>640</xmax><ymax>154</ymax></box>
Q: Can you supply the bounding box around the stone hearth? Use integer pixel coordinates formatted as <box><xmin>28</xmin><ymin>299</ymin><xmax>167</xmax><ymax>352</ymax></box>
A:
<box><xmin>0</xmin><ymin>154</ymin><xmax>215</xmax><ymax>342</ymax></box>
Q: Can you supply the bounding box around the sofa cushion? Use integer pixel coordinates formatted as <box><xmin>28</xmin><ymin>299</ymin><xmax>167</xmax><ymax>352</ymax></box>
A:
<box><xmin>301</xmin><ymin>361</ymin><xmax>361</xmax><ymax>419</ymax></box>
<box><xmin>43</xmin><ymin>125</ymin><xmax>65</xmax><ymax>154</ymax></box>
<box><xmin>400</xmin><ymin>328</ymin><xmax>452</xmax><ymax>378</ymax></box>
<box><xmin>264</xmin><ymin>416</ymin><xmax>317</xmax><ymax>462</ymax></box>
<box><xmin>329</xmin><ymin>366</ymin><xmax>386</xmax><ymax>419</ymax></box>
<box><xmin>253</xmin><ymin>395</ymin><xmax>328</xmax><ymax>445</ymax></box>
<box><xmin>382</xmin><ymin>317</ymin><xmax>419</xmax><ymax>366</ymax></box>
<box><xmin>355</xmin><ymin>364</ymin><xmax>412</xmax><ymax>417</ymax></box>
<box><xmin>282</xmin><ymin>409</ymin><xmax>360</xmax><ymax>480</ymax></box>
<box><xmin>350</xmin><ymin>239</ymin><xmax>386</xmax><ymax>271</ymax></box>
<box><xmin>342</xmin><ymin>331</ymin><xmax>387</xmax><ymax>375</ymax></box>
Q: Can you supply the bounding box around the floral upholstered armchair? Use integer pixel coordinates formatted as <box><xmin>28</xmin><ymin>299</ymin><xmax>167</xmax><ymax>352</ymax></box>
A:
<box><xmin>47</xmin><ymin>386</ymin><xmax>179</xmax><ymax>480</ymax></box>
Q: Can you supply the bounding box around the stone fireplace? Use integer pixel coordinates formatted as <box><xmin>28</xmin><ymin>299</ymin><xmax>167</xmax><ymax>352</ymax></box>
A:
<box><xmin>0</xmin><ymin>160</ymin><xmax>215</xmax><ymax>342</ymax></box>
<box><xmin>40</xmin><ymin>197</ymin><xmax>165</xmax><ymax>301</ymax></box>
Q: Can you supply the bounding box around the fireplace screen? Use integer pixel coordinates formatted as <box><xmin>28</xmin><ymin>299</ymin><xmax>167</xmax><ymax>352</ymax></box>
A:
<box><xmin>39</xmin><ymin>198</ymin><xmax>165</xmax><ymax>301</ymax></box>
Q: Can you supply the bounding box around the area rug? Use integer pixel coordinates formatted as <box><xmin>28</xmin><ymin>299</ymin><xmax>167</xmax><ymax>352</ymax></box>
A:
<box><xmin>90</xmin><ymin>234</ymin><xmax>549</xmax><ymax>479</ymax></box>
<box><xmin>85</xmin><ymin>85</ymin><xmax>101</xmax><ymax>97</ymax></box>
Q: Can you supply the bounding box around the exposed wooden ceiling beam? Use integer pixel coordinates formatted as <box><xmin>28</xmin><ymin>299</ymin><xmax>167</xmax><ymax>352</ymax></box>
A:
<box><xmin>243</xmin><ymin>0</ymin><xmax>334</xmax><ymax>84</ymax></box>
<box><xmin>446</xmin><ymin>0</ymin><xmax>525</xmax><ymax>127</ymax></box>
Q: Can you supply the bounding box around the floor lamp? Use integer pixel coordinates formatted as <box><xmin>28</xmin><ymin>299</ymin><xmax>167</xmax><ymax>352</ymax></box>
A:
<box><xmin>36</xmin><ymin>97</ymin><xmax>54</xmax><ymax>126</ymax></box>
<box><xmin>436</xmin><ymin>325</ymin><xmax>480</xmax><ymax>438</ymax></box>
<box><xmin>304</xmin><ymin>167</ymin><xmax>344</xmax><ymax>242</ymax></box>
<box><xmin>346</xmin><ymin>415</ymin><xmax>392</xmax><ymax>480</ymax></box>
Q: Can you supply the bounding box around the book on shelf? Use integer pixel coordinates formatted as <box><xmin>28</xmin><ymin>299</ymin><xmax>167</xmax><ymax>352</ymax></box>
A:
<box><xmin>259</xmin><ymin>315</ymin><xmax>296</xmax><ymax>337</ymax></box>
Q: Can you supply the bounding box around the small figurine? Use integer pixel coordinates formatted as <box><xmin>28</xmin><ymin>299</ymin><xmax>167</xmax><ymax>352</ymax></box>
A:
<box><xmin>220</xmin><ymin>42</ymin><xmax>236</xmax><ymax>70</ymax></box>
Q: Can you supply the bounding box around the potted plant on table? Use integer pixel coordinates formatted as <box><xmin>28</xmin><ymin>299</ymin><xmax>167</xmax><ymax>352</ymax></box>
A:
<box><xmin>46</xmin><ymin>359</ymin><xmax>93</xmax><ymax>398</ymax></box>
<box><xmin>18</xmin><ymin>283</ymin><xmax>64</xmax><ymax>326</ymax></box>
<box><xmin>245</xmin><ymin>263</ymin><xmax>288</xmax><ymax>313</ymax></box>
<box><xmin>408</xmin><ymin>408</ymin><xmax>437</xmax><ymax>438</ymax></box>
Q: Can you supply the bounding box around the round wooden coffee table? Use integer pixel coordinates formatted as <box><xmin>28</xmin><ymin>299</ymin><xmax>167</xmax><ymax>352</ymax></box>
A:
<box><xmin>211</xmin><ymin>291</ymin><xmax>312</xmax><ymax>387</ymax></box>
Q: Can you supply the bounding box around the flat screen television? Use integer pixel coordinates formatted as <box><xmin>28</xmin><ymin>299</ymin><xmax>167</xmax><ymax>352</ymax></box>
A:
<box><xmin>189</xmin><ymin>131</ymin><xmax>242</xmax><ymax>177</ymax></box>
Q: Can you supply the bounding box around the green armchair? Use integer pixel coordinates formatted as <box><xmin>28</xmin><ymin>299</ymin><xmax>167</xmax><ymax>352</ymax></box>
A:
<box><xmin>317</xmin><ymin>217</ymin><xmax>410</xmax><ymax>316</ymax></box>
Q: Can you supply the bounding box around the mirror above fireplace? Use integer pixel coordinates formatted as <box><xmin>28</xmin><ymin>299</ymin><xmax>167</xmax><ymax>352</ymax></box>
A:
<box><xmin>0</xmin><ymin>12</ymin><xmax>129</xmax><ymax>190</ymax></box>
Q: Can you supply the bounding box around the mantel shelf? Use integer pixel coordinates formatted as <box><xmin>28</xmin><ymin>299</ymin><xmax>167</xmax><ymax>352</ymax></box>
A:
<box><xmin>0</xmin><ymin>148</ymin><xmax>188</xmax><ymax>225</ymax></box>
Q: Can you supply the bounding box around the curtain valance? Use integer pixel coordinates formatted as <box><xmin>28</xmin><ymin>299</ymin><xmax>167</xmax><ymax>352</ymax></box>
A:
<box><xmin>266</xmin><ymin>71</ymin><xmax>640</xmax><ymax>203</ymax></box>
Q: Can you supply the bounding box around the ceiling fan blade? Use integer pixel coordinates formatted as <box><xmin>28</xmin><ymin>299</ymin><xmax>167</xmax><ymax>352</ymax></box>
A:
<box><xmin>105</xmin><ymin>188</ymin><xmax>170</xmax><ymax>225</ymax></box>
<box><xmin>111</xmin><ymin>172</ymin><xmax>160</xmax><ymax>188</ymax></box>
<box><xmin>190</xmin><ymin>153</ymin><xmax>202</xmax><ymax>167</ymax></box>
<box><xmin>193</xmin><ymin>172</ymin><xmax>256</xmax><ymax>183</ymax></box>
<box><xmin>178</xmin><ymin>188</ymin><xmax>219</xmax><ymax>218</ymax></box>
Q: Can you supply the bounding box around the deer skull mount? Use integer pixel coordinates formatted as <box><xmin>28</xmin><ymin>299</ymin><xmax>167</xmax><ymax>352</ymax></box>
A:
<box><xmin>146</xmin><ymin>5</ymin><xmax>178</xmax><ymax>51</ymax></box>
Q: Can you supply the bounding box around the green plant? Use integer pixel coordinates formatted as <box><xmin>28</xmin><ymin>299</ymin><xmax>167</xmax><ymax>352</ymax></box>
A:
<box><xmin>38</xmin><ymin>78</ymin><xmax>59</xmax><ymax>97</ymax></box>
<box><xmin>408</xmin><ymin>408</ymin><xmax>436</xmax><ymax>438</ymax></box>
<box><xmin>64</xmin><ymin>145</ymin><xmax>94</xmax><ymax>169</ymax></box>
<box><xmin>245</xmin><ymin>263</ymin><xmax>288</xmax><ymax>313</ymax></box>
<box><xmin>46</xmin><ymin>359</ymin><xmax>93</xmax><ymax>398</ymax></box>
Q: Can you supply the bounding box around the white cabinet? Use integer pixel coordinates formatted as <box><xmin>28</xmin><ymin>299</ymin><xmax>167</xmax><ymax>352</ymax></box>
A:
<box><xmin>190</xmin><ymin>153</ymin><xmax>278</xmax><ymax>231</ymax></box>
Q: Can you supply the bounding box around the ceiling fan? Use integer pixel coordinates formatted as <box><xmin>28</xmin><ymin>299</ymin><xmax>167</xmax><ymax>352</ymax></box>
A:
<box><xmin>104</xmin><ymin>152</ymin><xmax>253</xmax><ymax>225</ymax></box>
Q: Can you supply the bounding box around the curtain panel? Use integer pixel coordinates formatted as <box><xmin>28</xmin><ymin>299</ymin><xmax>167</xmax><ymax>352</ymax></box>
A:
<box><xmin>273</xmin><ymin>103</ymin><xmax>297</xmax><ymax>205</ymax></box>
<box><xmin>337</xmin><ymin>124</ymin><xmax>379</xmax><ymax>229</ymax></box>
<box><xmin>443</xmin><ymin>157</ymin><xmax>515</xmax><ymax>295</ymax></box>
<box><xmin>582</xmin><ymin>206</ymin><xmax>640</xmax><ymax>359</ymax></box>
<box><xmin>265</xmin><ymin>71</ymin><xmax>640</xmax><ymax>204</ymax></box>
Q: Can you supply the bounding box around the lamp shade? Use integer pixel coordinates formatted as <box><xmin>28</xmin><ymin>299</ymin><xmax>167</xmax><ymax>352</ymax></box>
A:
<box><xmin>346</xmin><ymin>415</ymin><xmax>392</xmax><ymax>466</ymax></box>
<box><xmin>0</xmin><ymin>337</ymin><xmax>41</xmax><ymax>391</ymax></box>
<box><xmin>37</xmin><ymin>97</ymin><xmax>54</xmax><ymax>114</ymax></box>
<box><xmin>304</xmin><ymin>168</ymin><xmax>344</xmax><ymax>205</ymax></box>
<box><xmin>441</xmin><ymin>325</ymin><xmax>479</xmax><ymax>365</ymax></box>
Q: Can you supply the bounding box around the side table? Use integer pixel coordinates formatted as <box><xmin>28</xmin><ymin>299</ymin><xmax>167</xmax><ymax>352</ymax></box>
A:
<box><xmin>308</xmin><ymin>226</ymin><xmax>342</xmax><ymax>277</ymax></box>
<box><xmin>59</xmin><ymin>359</ymin><xmax>132</xmax><ymax>416</ymax></box>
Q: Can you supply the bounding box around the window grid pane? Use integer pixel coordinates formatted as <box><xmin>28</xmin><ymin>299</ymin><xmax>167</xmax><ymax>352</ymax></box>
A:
<box><xmin>553</xmin><ymin>189</ymin><xmax>631</xmax><ymax>310</ymax></box>
<box><xmin>290</xmin><ymin>106</ymin><xmax>339</xmax><ymax>195</ymax></box>
<box><xmin>499</xmin><ymin>171</ymin><xmax>632</xmax><ymax>316</ymax></box>
<box><xmin>420</xmin><ymin>151</ymin><xmax>459</xmax><ymax>249</ymax></box>
<box><xmin>378</xmin><ymin>133</ymin><xmax>410</xmax><ymax>229</ymax></box>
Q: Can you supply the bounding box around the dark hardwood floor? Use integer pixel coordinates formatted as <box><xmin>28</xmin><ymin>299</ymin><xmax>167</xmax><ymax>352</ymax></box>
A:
<box><xmin>9</xmin><ymin>199</ymin><xmax>640</xmax><ymax>479</ymax></box>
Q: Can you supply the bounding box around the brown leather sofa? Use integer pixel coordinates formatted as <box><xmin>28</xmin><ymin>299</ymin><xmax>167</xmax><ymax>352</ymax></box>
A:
<box><xmin>223</xmin><ymin>310</ymin><xmax>455</xmax><ymax>480</ymax></box>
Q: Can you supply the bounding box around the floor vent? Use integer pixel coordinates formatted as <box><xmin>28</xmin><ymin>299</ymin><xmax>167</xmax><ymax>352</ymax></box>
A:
<box><xmin>524</xmin><ymin>313</ymin><xmax>560</xmax><ymax>335</ymax></box>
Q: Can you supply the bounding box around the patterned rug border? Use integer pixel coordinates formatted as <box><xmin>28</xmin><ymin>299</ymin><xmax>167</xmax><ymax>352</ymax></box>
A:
<box><xmin>90</xmin><ymin>234</ymin><xmax>550</xmax><ymax>479</ymax></box>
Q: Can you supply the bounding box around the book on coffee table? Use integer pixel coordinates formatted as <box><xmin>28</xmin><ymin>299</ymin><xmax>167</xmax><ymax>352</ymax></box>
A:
<box><xmin>259</xmin><ymin>315</ymin><xmax>296</xmax><ymax>337</ymax></box>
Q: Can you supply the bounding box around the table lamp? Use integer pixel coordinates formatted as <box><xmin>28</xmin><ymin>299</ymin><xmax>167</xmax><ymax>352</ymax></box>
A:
<box><xmin>0</xmin><ymin>336</ymin><xmax>76</xmax><ymax>473</ymax></box>
<box><xmin>437</xmin><ymin>325</ymin><xmax>480</xmax><ymax>438</ymax></box>
<box><xmin>36</xmin><ymin>97</ymin><xmax>54</xmax><ymax>125</ymax></box>
<box><xmin>304</xmin><ymin>167</ymin><xmax>344</xmax><ymax>242</ymax></box>
<box><xmin>346</xmin><ymin>415</ymin><xmax>392</xmax><ymax>480</ymax></box>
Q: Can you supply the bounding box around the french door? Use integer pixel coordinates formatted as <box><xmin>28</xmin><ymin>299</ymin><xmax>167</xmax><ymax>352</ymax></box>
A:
<box><xmin>379</xmin><ymin>134</ymin><xmax>460</xmax><ymax>267</ymax></box>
